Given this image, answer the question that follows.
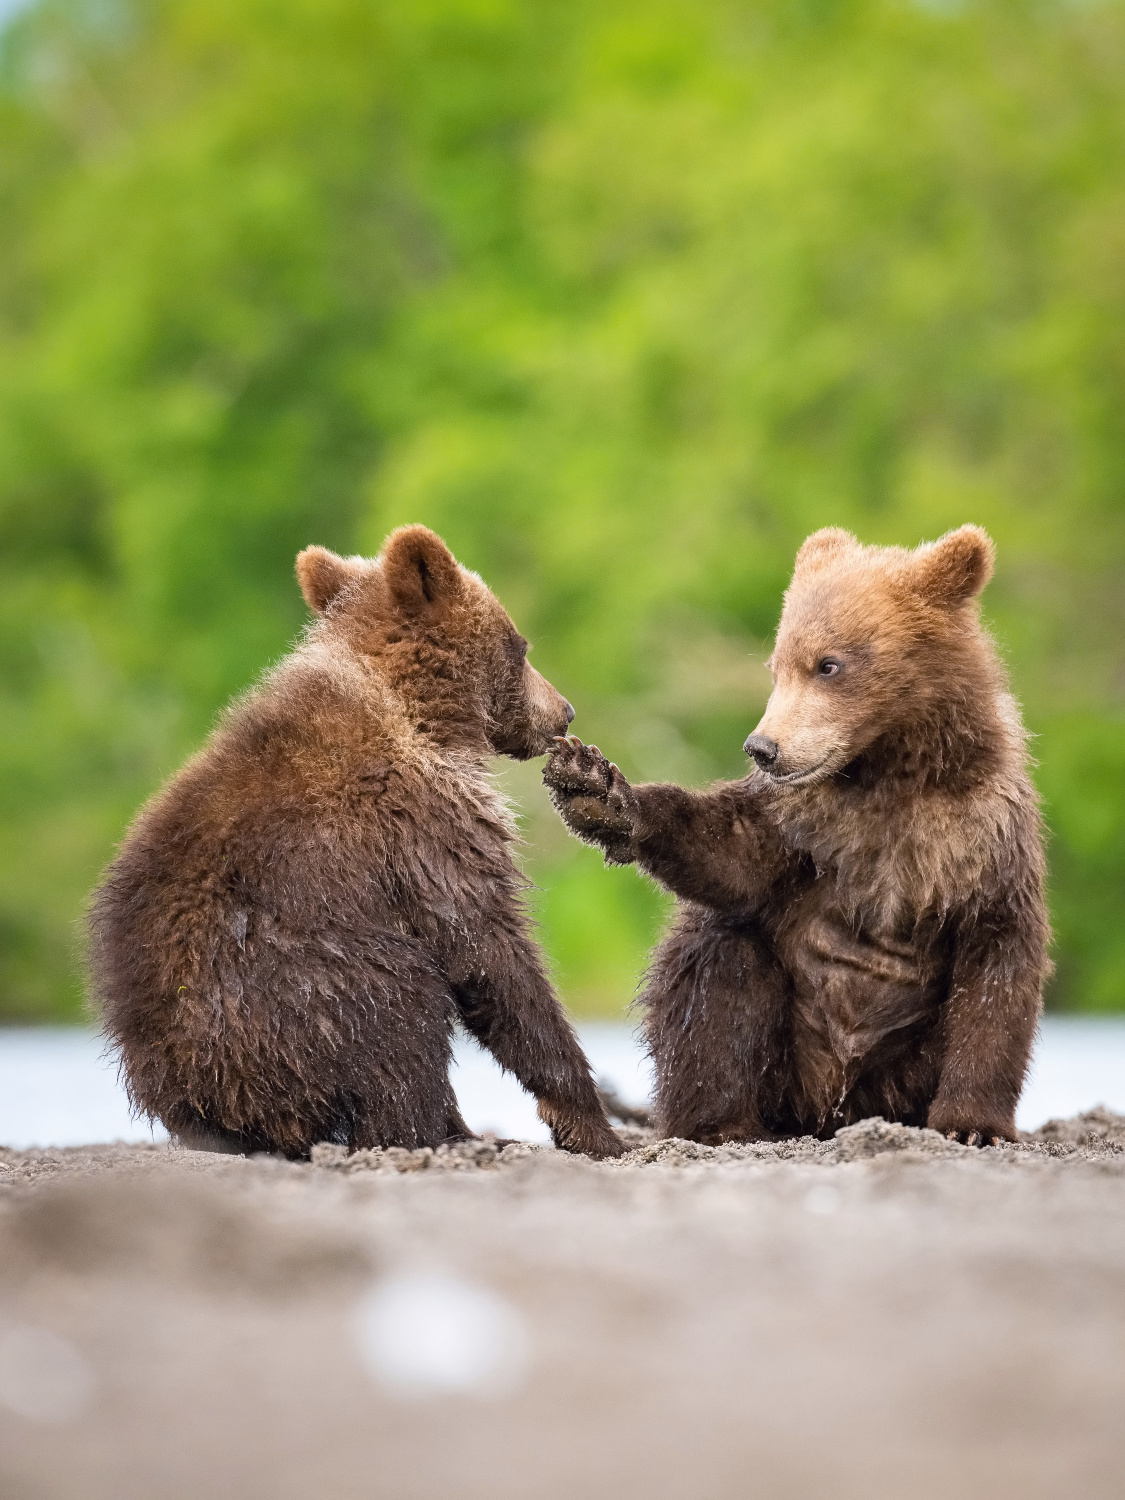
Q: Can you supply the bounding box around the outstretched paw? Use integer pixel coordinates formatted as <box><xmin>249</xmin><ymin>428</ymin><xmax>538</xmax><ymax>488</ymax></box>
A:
<box><xmin>543</xmin><ymin>735</ymin><xmax>616</xmax><ymax>797</ymax></box>
<box><xmin>543</xmin><ymin>736</ymin><xmax>636</xmax><ymax>844</ymax></box>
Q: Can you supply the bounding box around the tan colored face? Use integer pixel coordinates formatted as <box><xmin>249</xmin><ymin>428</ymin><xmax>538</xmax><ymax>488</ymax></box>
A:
<box><xmin>745</xmin><ymin>525</ymin><xmax>995</xmax><ymax>785</ymax></box>
<box><xmin>747</xmin><ymin>583</ymin><xmax>886</xmax><ymax>784</ymax></box>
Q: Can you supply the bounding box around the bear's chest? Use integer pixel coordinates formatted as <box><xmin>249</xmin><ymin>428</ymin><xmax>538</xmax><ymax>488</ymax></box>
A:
<box><xmin>774</xmin><ymin>884</ymin><xmax>949</xmax><ymax>1107</ymax></box>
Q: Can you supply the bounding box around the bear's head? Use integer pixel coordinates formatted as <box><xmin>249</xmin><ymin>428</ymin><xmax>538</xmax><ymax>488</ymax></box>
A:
<box><xmin>745</xmin><ymin>525</ymin><xmax>998</xmax><ymax>787</ymax></box>
<box><xmin>296</xmin><ymin>526</ymin><xmax>574</xmax><ymax>759</ymax></box>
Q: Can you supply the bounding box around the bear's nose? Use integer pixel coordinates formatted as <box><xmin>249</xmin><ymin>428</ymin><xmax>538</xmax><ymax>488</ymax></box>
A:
<box><xmin>564</xmin><ymin>701</ymin><xmax>576</xmax><ymax>725</ymax></box>
<box><xmin>744</xmin><ymin>734</ymin><xmax>780</xmax><ymax>768</ymax></box>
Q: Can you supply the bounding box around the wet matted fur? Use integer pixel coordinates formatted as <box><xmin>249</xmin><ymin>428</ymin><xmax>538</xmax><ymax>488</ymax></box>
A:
<box><xmin>545</xmin><ymin>526</ymin><xmax>1050</xmax><ymax>1146</ymax></box>
<box><xmin>90</xmin><ymin>526</ymin><xmax>621</xmax><ymax>1159</ymax></box>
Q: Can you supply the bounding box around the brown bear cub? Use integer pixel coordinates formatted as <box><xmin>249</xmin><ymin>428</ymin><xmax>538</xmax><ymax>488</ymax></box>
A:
<box><xmin>90</xmin><ymin>526</ymin><xmax>622</xmax><ymax>1159</ymax></box>
<box><xmin>545</xmin><ymin>526</ymin><xmax>1050</xmax><ymax>1147</ymax></box>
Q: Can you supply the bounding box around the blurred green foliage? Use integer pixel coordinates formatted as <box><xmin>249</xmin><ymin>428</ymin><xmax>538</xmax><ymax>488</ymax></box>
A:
<box><xmin>1</xmin><ymin>0</ymin><xmax>1122</xmax><ymax>1021</ymax></box>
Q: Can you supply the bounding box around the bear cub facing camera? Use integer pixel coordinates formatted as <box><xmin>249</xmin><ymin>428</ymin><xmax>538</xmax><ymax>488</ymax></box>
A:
<box><xmin>546</xmin><ymin>526</ymin><xmax>1050</xmax><ymax>1146</ymax></box>
<box><xmin>90</xmin><ymin>526</ymin><xmax>622</xmax><ymax>1159</ymax></box>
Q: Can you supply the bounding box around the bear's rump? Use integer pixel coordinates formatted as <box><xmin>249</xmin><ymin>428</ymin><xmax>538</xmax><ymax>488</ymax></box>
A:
<box><xmin>97</xmin><ymin>858</ymin><xmax>461</xmax><ymax>1152</ymax></box>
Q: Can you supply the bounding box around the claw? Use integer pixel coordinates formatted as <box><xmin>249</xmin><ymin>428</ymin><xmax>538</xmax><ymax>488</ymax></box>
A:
<box><xmin>967</xmin><ymin>1130</ymin><xmax>982</xmax><ymax>1147</ymax></box>
<box><xmin>568</xmin><ymin>735</ymin><xmax>584</xmax><ymax>747</ymax></box>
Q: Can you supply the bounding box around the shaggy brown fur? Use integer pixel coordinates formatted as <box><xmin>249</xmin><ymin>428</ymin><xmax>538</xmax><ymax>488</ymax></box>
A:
<box><xmin>90</xmin><ymin>526</ymin><xmax>622</xmax><ymax>1160</ymax></box>
<box><xmin>545</xmin><ymin>526</ymin><xmax>1050</xmax><ymax>1146</ymax></box>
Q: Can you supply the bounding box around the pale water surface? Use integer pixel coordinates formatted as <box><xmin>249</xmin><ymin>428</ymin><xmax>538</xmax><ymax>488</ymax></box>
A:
<box><xmin>0</xmin><ymin>1018</ymin><xmax>1122</xmax><ymax>1149</ymax></box>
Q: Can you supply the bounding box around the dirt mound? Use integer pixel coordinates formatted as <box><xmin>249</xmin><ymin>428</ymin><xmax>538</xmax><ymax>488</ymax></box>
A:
<box><xmin>832</xmin><ymin>1117</ymin><xmax>972</xmax><ymax>1161</ymax></box>
<box><xmin>309</xmin><ymin>1138</ymin><xmax>548</xmax><ymax>1173</ymax></box>
<box><xmin>1028</xmin><ymin>1105</ymin><xmax>1125</xmax><ymax>1153</ymax></box>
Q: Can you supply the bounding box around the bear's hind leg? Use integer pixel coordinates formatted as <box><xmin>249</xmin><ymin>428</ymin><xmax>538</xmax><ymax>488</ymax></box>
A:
<box><xmin>643</xmin><ymin>911</ymin><xmax>792</xmax><ymax>1144</ymax></box>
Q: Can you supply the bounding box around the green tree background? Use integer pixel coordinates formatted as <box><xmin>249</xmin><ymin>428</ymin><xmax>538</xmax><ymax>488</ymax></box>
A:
<box><xmin>1</xmin><ymin>0</ymin><xmax>1122</xmax><ymax>1022</ymax></box>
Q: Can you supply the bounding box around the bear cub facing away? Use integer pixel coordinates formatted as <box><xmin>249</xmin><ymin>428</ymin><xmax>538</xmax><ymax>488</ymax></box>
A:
<box><xmin>91</xmin><ymin>526</ymin><xmax>622</xmax><ymax>1159</ymax></box>
<box><xmin>545</xmin><ymin>526</ymin><xmax>1050</xmax><ymax>1146</ymax></box>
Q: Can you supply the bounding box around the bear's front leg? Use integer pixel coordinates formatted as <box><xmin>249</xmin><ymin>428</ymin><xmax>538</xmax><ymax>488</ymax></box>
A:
<box><xmin>450</xmin><ymin>917</ymin><xmax>624</xmax><ymax>1160</ymax></box>
<box><xmin>546</xmin><ymin>739</ymin><xmax>794</xmax><ymax>912</ymax></box>
<box><xmin>927</xmin><ymin>901</ymin><xmax>1046</xmax><ymax>1147</ymax></box>
<box><xmin>543</xmin><ymin>737</ymin><xmax>638</xmax><ymax>862</ymax></box>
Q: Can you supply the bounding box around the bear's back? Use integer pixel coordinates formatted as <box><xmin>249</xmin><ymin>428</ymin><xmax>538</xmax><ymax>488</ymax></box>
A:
<box><xmin>89</xmin><ymin>643</ymin><xmax>518</xmax><ymax>1029</ymax></box>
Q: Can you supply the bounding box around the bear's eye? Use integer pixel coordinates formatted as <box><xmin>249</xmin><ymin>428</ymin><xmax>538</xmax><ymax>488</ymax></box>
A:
<box><xmin>817</xmin><ymin>657</ymin><xmax>842</xmax><ymax>677</ymax></box>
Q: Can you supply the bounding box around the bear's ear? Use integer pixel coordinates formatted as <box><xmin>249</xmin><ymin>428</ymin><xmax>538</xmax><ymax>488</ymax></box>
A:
<box><xmin>381</xmin><ymin>525</ymin><xmax>463</xmax><ymax>619</ymax></box>
<box><xmin>794</xmin><ymin>528</ymin><xmax>859</xmax><ymax>575</ymax></box>
<box><xmin>296</xmin><ymin>546</ymin><xmax>360</xmax><ymax>615</ymax></box>
<box><xmin>912</xmin><ymin>525</ymin><xmax>995</xmax><ymax>608</ymax></box>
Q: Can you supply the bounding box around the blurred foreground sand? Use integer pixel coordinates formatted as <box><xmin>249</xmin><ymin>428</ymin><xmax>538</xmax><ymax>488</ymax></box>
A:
<box><xmin>1</xmin><ymin>1113</ymin><xmax>1123</xmax><ymax>1500</ymax></box>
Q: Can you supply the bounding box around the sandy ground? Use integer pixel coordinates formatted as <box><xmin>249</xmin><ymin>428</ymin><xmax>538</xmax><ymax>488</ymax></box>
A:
<box><xmin>1</xmin><ymin>1112</ymin><xmax>1123</xmax><ymax>1500</ymax></box>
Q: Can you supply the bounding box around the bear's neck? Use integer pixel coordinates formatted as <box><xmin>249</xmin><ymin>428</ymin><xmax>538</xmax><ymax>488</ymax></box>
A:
<box><xmin>845</xmin><ymin>691</ymin><xmax>1014</xmax><ymax>795</ymax></box>
<box><xmin>353</xmin><ymin>637</ymin><xmax>495</xmax><ymax>761</ymax></box>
